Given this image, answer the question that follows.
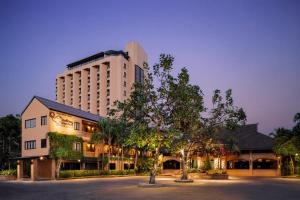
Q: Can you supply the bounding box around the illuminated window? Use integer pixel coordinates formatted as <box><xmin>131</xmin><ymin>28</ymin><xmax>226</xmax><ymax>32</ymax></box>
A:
<box><xmin>73</xmin><ymin>142</ymin><xmax>81</xmax><ymax>151</ymax></box>
<box><xmin>86</xmin><ymin>143</ymin><xmax>95</xmax><ymax>152</ymax></box>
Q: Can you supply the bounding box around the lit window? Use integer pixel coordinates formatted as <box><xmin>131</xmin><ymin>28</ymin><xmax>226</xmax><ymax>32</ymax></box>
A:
<box><xmin>73</xmin><ymin>142</ymin><xmax>81</xmax><ymax>151</ymax></box>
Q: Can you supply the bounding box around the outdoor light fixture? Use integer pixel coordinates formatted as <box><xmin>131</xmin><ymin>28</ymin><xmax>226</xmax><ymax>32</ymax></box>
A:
<box><xmin>180</xmin><ymin>149</ymin><xmax>184</xmax><ymax>155</ymax></box>
<box><xmin>78</xmin><ymin>159</ymin><xmax>81</xmax><ymax>162</ymax></box>
<box><xmin>296</xmin><ymin>153</ymin><xmax>299</xmax><ymax>156</ymax></box>
<box><xmin>39</xmin><ymin>156</ymin><xmax>44</xmax><ymax>160</ymax></box>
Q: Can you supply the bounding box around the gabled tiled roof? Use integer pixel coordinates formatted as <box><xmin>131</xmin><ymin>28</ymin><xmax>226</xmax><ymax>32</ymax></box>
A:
<box><xmin>218</xmin><ymin>124</ymin><xmax>274</xmax><ymax>151</ymax></box>
<box><xmin>27</xmin><ymin>96</ymin><xmax>104</xmax><ymax>122</ymax></box>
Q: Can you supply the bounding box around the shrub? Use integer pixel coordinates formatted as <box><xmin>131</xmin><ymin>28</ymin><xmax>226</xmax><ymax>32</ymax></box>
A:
<box><xmin>59</xmin><ymin>169</ymin><xmax>136</xmax><ymax>178</ymax></box>
<box><xmin>0</xmin><ymin>169</ymin><xmax>17</xmax><ymax>176</ymax></box>
<box><xmin>59</xmin><ymin>170</ymin><xmax>74</xmax><ymax>178</ymax></box>
<box><xmin>136</xmin><ymin>157</ymin><xmax>153</xmax><ymax>173</ymax></box>
<box><xmin>187</xmin><ymin>168</ymin><xmax>199</xmax><ymax>173</ymax></box>
<box><xmin>204</xmin><ymin>156</ymin><xmax>212</xmax><ymax>171</ymax></box>
<box><xmin>207</xmin><ymin>169</ymin><xmax>223</xmax><ymax>175</ymax></box>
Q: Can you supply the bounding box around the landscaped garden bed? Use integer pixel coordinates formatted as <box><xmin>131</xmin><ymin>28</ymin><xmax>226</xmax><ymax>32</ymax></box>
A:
<box><xmin>59</xmin><ymin>170</ymin><xmax>136</xmax><ymax>179</ymax></box>
<box><xmin>201</xmin><ymin>170</ymin><xmax>229</xmax><ymax>180</ymax></box>
<box><xmin>0</xmin><ymin>170</ymin><xmax>17</xmax><ymax>181</ymax></box>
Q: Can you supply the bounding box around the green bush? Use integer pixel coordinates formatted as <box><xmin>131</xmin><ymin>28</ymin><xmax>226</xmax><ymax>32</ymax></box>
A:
<box><xmin>204</xmin><ymin>156</ymin><xmax>212</xmax><ymax>171</ymax></box>
<box><xmin>207</xmin><ymin>169</ymin><xmax>223</xmax><ymax>175</ymax></box>
<box><xmin>59</xmin><ymin>169</ymin><xmax>135</xmax><ymax>178</ymax></box>
<box><xmin>0</xmin><ymin>169</ymin><xmax>17</xmax><ymax>176</ymax></box>
<box><xmin>187</xmin><ymin>168</ymin><xmax>199</xmax><ymax>173</ymax></box>
<box><xmin>59</xmin><ymin>170</ymin><xmax>74</xmax><ymax>178</ymax></box>
<box><xmin>136</xmin><ymin>157</ymin><xmax>153</xmax><ymax>173</ymax></box>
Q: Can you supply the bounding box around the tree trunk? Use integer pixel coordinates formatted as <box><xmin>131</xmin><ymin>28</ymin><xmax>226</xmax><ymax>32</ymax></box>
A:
<box><xmin>121</xmin><ymin>146</ymin><xmax>124</xmax><ymax>171</ymax></box>
<box><xmin>290</xmin><ymin>156</ymin><xmax>295</xmax><ymax>175</ymax></box>
<box><xmin>102</xmin><ymin>153</ymin><xmax>104</xmax><ymax>170</ymax></box>
<box><xmin>55</xmin><ymin>159</ymin><xmax>62</xmax><ymax>179</ymax></box>
<box><xmin>108</xmin><ymin>138</ymin><xmax>111</xmax><ymax>170</ymax></box>
<box><xmin>134</xmin><ymin>149</ymin><xmax>138</xmax><ymax>170</ymax></box>
<box><xmin>181</xmin><ymin>151</ymin><xmax>188</xmax><ymax>180</ymax></box>
<box><xmin>218</xmin><ymin>155</ymin><xmax>221</xmax><ymax>170</ymax></box>
<box><xmin>117</xmin><ymin>145</ymin><xmax>120</xmax><ymax>170</ymax></box>
<box><xmin>149</xmin><ymin>148</ymin><xmax>159</xmax><ymax>184</ymax></box>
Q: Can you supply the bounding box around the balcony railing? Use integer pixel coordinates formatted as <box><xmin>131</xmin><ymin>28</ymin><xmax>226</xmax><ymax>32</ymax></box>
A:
<box><xmin>84</xmin><ymin>151</ymin><xmax>95</xmax><ymax>158</ymax></box>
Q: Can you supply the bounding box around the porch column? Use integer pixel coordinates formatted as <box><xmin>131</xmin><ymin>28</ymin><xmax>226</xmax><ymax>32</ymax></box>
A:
<box><xmin>17</xmin><ymin>160</ymin><xmax>23</xmax><ymax>180</ymax></box>
<box><xmin>249</xmin><ymin>151</ymin><xmax>253</xmax><ymax>176</ymax></box>
<box><xmin>31</xmin><ymin>159</ymin><xmax>38</xmax><ymax>181</ymax></box>
<box><xmin>51</xmin><ymin>159</ymin><xmax>56</xmax><ymax>179</ymax></box>
<box><xmin>81</xmin><ymin>162</ymin><xmax>85</xmax><ymax>170</ymax></box>
<box><xmin>277</xmin><ymin>156</ymin><xmax>281</xmax><ymax>176</ymax></box>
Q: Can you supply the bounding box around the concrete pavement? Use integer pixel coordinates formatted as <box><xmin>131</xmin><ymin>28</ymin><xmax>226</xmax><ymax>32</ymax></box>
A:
<box><xmin>0</xmin><ymin>176</ymin><xmax>300</xmax><ymax>200</ymax></box>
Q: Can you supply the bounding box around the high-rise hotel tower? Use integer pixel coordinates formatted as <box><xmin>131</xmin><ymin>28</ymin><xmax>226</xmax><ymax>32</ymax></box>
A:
<box><xmin>56</xmin><ymin>42</ymin><xmax>147</xmax><ymax>116</ymax></box>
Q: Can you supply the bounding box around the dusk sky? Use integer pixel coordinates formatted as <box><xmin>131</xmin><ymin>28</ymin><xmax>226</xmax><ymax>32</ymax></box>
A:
<box><xmin>0</xmin><ymin>0</ymin><xmax>299</xmax><ymax>134</ymax></box>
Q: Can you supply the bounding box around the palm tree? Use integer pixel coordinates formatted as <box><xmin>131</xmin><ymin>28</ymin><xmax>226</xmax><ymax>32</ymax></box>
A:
<box><xmin>91</xmin><ymin>119</ymin><xmax>115</xmax><ymax>170</ymax></box>
<box><xmin>113</xmin><ymin>120</ymin><xmax>127</xmax><ymax>170</ymax></box>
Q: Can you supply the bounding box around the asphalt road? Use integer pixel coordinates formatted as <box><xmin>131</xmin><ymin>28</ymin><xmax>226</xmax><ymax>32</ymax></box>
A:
<box><xmin>0</xmin><ymin>176</ymin><xmax>300</xmax><ymax>200</ymax></box>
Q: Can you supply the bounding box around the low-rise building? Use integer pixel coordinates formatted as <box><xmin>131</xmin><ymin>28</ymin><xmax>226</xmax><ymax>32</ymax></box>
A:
<box><xmin>17</xmin><ymin>96</ymin><xmax>135</xmax><ymax>180</ymax></box>
<box><xmin>161</xmin><ymin>124</ymin><xmax>281</xmax><ymax>177</ymax></box>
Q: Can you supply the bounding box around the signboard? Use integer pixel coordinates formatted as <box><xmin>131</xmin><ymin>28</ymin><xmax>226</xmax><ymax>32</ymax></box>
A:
<box><xmin>50</xmin><ymin>112</ymin><xmax>73</xmax><ymax>128</ymax></box>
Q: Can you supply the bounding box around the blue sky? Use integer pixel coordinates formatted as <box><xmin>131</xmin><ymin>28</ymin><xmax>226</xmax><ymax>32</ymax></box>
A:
<box><xmin>0</xmin><ymin>0</ymin><xmax>299</xmax><ymax>133</ymax></box>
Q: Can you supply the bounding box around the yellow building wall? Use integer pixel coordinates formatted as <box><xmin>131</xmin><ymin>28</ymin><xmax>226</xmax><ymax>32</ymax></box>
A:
<box><xmin>22</xmin><ymin>97</ymin><xmax>99</xmax><ymax>158</ymax></box>
<box><xmin>22</xmin><ymin>98</ymin><xmax>50</xmax><ymax>157</ymax></box>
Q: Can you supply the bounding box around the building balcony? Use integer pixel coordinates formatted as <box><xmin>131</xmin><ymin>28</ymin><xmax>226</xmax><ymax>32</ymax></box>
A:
<box><xmin>84</xmin><ymin>151</ymin><xmax>96</xmax><ymax>158</ymax></box>
<box><xmin>76</xmin><ymin>131</ymin><xmax>93</xmax><ymax>141</ymax></box>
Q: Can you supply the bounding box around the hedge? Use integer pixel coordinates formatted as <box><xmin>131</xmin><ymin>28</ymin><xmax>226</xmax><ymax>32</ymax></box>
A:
<box><xmin>0</xmin><ymin>169</ymin><xmax>17</xmax><ymax>176</ymax></box>
<box><xmin>59</xmin><ymin>170</ymin><xmax>135</xmax><ymax>178</ymax></box>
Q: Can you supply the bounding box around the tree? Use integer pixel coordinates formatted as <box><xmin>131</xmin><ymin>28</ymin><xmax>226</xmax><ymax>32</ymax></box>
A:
<box><xmin>125</xmin><ymin>122</ymin><xmax>149</xmax><ymax>171</ymax></box>
<box><xmin>0</xmin><ymin>114</ymin><xmax>21</xmax><ymax>170</ymax></box>
<box><xmin>115</xmin><ymin>54</ymin><xmax>176</xmax><ymax>184</ymax></box>
<box><xmin>112</xmin><ymin>119</ymin><xmax>128</xmax><ymax>170</ymax></box>
<box><xmin>200</xmin><ymin>89</ymin><xmax>247</xmax><ymax>171</ymax></box>
<box><xmin>272</xmin><ymin>113</ymin><xmax>300</xmax><ymax>175</ymax></box>
<box><xmin>48</xmin><ymin>132</ymin><xmax>82</xmax><ymax>178</ymax></box>
<box><xmin>91</xmin><ymin>119</ymin><xmax>115</xmax><ymax>170</ymax></box>
<box><xmin>169</xmin><ymin>67</ymin><xmax>204</xmax><ymax>180</ymax></box>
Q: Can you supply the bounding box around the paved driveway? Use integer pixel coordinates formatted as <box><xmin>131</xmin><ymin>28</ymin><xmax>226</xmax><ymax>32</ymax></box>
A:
<box><xmin>0</xmin><ymin>176</ymin><xmax>300</xmax><ymax>200</ymax></box>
